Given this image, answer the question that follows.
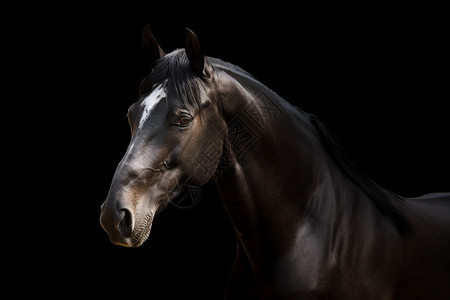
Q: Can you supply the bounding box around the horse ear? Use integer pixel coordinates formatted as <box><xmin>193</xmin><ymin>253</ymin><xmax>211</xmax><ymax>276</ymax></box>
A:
<box><xmin>185</xmin><ymin>28</ymin><xmax>207</xmax><ymax>76</ymax></box>
<box><xmin>142</xmin><ymin>24</ymin><xmax>165</xmax><ymax>66</ymax></box>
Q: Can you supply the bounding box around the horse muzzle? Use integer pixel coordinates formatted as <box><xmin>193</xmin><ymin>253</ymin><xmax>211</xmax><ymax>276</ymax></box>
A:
<box><xmin>100</xmin><ymin>201</ymin><xmax>153</xmax><ymax>247</ymax></box>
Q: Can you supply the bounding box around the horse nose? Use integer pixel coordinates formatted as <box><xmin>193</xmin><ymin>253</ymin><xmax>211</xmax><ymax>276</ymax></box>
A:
<box><xmin>100</xmin><ymin>205</ymin><xmax>135</xmax><ymax>244</ymax></box>
<box><xmin>117</xmin><ymin>208</ymin><xmax>134</xmax><ymax>237</ymax></box>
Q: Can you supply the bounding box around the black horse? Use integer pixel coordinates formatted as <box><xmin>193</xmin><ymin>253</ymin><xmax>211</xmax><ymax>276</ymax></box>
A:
<box><xmin>100</xmin><ymin>25</ymin><xmax>450</xmax><ymax>299</ymax></box>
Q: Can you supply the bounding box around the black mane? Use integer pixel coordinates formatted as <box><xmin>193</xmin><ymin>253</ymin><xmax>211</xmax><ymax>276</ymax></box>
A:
<box><xmin>309</xmin><ymin>114</ymin><xmax>411</xmax><ymax>235</ymax></box>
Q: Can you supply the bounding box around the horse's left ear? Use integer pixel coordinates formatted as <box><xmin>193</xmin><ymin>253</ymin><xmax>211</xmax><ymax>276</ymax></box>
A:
<box><xmin>185</xmin><ymin>28</ymin><xmax>210</xmax><ymax>77</ymax></box>
<box><xmin>142</xmin><ymin>24</ymin><xmax>165</xmax><ymax>66</ymax></box>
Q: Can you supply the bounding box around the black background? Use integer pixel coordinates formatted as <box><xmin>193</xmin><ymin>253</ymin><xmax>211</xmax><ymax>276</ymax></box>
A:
<box><xmin>16</xmin><ymin>3</ymin><xmax>449</xmax><ymax>298</ymax></box>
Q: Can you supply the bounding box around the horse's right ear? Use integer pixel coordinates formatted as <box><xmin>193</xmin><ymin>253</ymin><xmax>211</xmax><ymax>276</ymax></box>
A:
<box><xmin>141</xmin><ymin>25</ymin><xmax>165</xmax><ymax>66</ymax></box>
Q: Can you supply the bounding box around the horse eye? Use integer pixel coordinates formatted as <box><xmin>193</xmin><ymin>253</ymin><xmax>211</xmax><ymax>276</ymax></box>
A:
<box><xmin>176</xmin><ymin>115</ymin><xmax>193</xmax><ymax>127</ymax></box>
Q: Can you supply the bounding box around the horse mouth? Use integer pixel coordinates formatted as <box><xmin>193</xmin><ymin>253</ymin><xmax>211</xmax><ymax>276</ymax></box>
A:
<box><xmin>130</xmin><ymin>212</ymin><xmax>153</xmax><ymax>247</ymax></box>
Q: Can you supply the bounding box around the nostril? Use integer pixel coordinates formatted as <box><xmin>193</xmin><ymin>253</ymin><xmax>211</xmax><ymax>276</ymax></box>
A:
<box><xmin>118</xmin><ymin>208</ymin><xmax>134</xmax><ymax>238</ymax></box>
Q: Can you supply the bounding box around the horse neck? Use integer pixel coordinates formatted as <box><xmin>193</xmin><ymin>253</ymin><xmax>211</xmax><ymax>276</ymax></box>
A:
<box><xmin>213</xmin><ymin>67</ymin><xmax>370</xmax><ymax>263</ymax></box>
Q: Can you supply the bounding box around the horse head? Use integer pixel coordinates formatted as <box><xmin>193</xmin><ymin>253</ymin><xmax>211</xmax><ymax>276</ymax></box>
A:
<box><xmin>100</xmin><ymin>26</ymin><xmax>226</xmax><ymax>247</ymax></box>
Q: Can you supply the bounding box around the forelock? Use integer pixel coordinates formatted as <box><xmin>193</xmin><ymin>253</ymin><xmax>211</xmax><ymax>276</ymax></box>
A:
<box><xmin>139</xmin><ymin>49</ymin><xmax>203</xmax><ymax>111</ymax></box>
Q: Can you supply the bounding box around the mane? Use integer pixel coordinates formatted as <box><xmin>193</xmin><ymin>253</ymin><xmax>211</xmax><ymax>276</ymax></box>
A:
<box><xmin>208</xmin><ymin>56</ymin><xmax>285</xmax><ymax>103</ymax></box>
<box><xmin>208</xmin><ymin>56</ymin><xmax>256</xmax><ymax>80</ymax></box>
<box><xmin>309</xmin><ymin>114</ymin><xmax>411</xmax><ymax>235</ymax></box>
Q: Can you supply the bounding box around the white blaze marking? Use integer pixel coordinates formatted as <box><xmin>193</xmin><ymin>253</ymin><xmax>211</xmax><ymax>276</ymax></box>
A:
<box><xmin>121</xmin><ymin>83</ymin><xmax>165</xmax><ymax>162</ymax></box>
<box><xmin>138</xmin><ymin>84</ymin><xmax>166</xmax><ymax>129</ymax></box>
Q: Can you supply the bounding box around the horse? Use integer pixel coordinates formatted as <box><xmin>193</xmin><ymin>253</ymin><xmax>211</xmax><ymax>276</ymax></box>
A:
<box><xmin>100</xmin><ymin>25</ymin><xmax>450</xmax><ymax>299</ymax></box>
